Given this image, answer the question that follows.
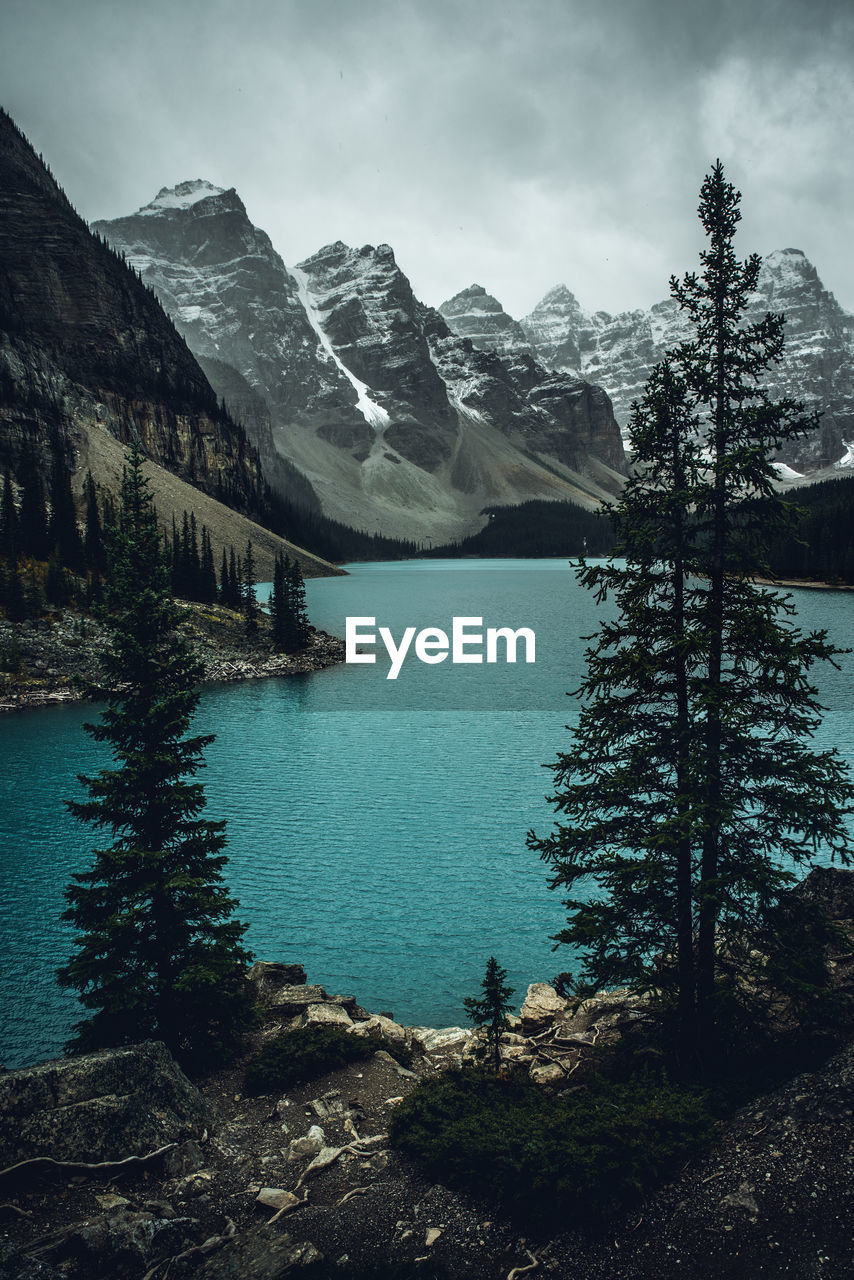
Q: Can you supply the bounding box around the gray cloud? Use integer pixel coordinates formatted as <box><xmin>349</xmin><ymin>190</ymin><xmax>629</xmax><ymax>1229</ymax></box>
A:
<box><xmin>2</xmin><ymin>0</ymin><xmax>853</xmax><ymax>318</ymax></box>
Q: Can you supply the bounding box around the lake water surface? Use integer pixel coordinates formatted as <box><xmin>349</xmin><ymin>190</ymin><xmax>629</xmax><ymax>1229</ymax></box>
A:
<box><xmin>1</xmin><ymin>560</ymin><xmax>853</xmax><ymax>1068</ymax></box>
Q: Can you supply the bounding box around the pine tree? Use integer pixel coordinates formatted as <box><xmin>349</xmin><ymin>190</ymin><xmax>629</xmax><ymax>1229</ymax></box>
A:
<box><xmin>199</xmin><ymin>526</ymin><xmax>217</xmax><ymax>603</ymax></box>
<box><xmin>1</xmin><ymin>469</ymin><xmax>18</xmax><ymax>562</ymax></box>
<box><xmin>528</xmin><ymin>164</ymin><xmax>854</xmax><ymax>1068</ymax></box>
<box><xmin>219</xmin><ymin>547</ymin><xmax>230</xmax><ymax>606</ymax></box>
<box><xmin>46</xmin><ymin>438</ymin><xmax>83</xmax><ymax>571</ymax></box>
<box><xmin>83</xmin><ymin>470</ymin><xmax>105</xmax><ymax>576</ymax></box>
<box><xmin>270</xmin><ymin>552</ymin><xmax>290</xmax><ymax>652</ymax></box>
<box><xmin>58</xmin><ymin>446</ymin><xmax>256</xmax><ymax>1067</ymax></box>
<box><xmin>227</xmin><ymin>547</ymin><xmax>239</xmax><ymax>610</ymax></box>
<box><xmin>288</xmin><ymin>557</ymin><xmax>310</xmax><ymax>650</ymax></box>
<box><xmin>464</xmin><ymin>957</ymin><xmax>515</xmax><ymax>1074</ymax></box>
<box><xmin>17</xmin><ymin>449</ymin><xmax>48</xmax><ymax>561</ymax></box>
<box><xmin>243</xmin><ymin>539</ymin><xmax>258</xmax><ymax>636</ymax></box>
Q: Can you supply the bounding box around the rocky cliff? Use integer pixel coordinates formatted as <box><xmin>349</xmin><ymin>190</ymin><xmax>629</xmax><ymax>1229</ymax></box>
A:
<box><xmin>97</xmin><ymin>192</ymin><xmax>627</xmax><ymax>542</ymax></box>
<box><xmin>441</xmin><ymin>252</ymin><xmax>854</xmax><ymax>473</ymax></box>
<box><xmin>0</xmin><ymin>112</ymin><xmax>267</xmax><ymax>515</ymax></box>
<box><xmin>438</xmin><ymin>283</ymin><xmax>532</xmax><ymax>357</ymax></box>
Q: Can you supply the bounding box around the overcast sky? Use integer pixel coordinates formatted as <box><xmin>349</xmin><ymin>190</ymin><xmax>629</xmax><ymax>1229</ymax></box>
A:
<box><xmin>2</xmin><ymin>0</ymin><xmax>852</xmax><ymax>318</ymax></box>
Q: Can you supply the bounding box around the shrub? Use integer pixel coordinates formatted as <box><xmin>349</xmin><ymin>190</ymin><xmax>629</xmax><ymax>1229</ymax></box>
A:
<box><xmin>244</xmin><ymin>1025</ymin><xmax>375</xmax><ymax>1094</ymax></box>
<box><xmin>389</xmin><ymin>1067</ymin><xmax>716</xmax><ymax>1228</ymax></box>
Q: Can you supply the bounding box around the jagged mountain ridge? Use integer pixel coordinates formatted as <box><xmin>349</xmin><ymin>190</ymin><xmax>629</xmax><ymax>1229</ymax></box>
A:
<box><xmin>96</xmin><ymin>188</ymin><xmax>627</xmax><ymax>543</ymax></box>
<box><xmin>0</xmin><ymin>113</ymin><xmax>269</xmax><ymax>517</ymax></box>
<box><xmin>442</xmin><ymin>252</ymin><xmax>854</xmax><ymax>472</ymax></box>
<box><xmin>439</xmin><ymin>283</ymin><xmax>533</xmax><ymax>358</ymax></box>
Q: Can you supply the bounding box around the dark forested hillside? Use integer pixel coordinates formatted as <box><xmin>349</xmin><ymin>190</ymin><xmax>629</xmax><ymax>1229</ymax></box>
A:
<box><xmin>429</xmin><ymin>499</ymin><xmax>616</xmax><ymax>559</ymax></box>
<box><xmin>766</xmin><ymin>476</ymin><xmax>854</xmax><ymax>584</ymax></box>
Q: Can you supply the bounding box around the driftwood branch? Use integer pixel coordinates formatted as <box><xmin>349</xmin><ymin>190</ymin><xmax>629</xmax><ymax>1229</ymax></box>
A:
<box><xmin>0</xmin><ymin>1143</ymin><xmax>177</xmax><ymax>1185</ymax></box>
<box><xmin>141</xmin><ymin>1219</ymin><xmax>236</xmax><ymax>1280</ymax></box>
<box><xmin>0</xmin><ymin>1202</ymin><xmax>34</xmax><ymax>1218</ymax></box>
<box><xmin>266</xmin><ymin>1191</ymin><xmax>309</xmax><ymax>1225</ymax></box>
<box><xmin>335</xmin><ymin>1185</ymin><xmax>371</xmax><ymax>1208</ymax></box>
<box><xmin>293</xmin><ymin>1135</ymin><xmax>388</xmax><ymax>1191</ymax></box>
<box><xmin>507</xmin><ymin>1249</ymin><xmax>539</xmax><ymax>1280</ymax></box>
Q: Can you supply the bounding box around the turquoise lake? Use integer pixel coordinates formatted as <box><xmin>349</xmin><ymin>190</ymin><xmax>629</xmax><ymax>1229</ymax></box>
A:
<box><xmin>1</xmin><ymin>559</ymin><xmax>853</xmax><ymax>1069</ymax></box>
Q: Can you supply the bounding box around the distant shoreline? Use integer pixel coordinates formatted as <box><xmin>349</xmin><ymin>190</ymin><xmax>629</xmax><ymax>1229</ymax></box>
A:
<box><xmin>757</xmin><ymin>575</ymin><xmax>854</xmax><ymax>593</ymax></box>
<box><xmin>0</xmin><ymin>601</ymin><xmax>345</xmax><ymax>714</ymax></box>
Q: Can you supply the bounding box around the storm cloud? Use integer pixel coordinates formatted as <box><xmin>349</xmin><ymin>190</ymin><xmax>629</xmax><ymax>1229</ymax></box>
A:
<box><xmin>2</xmin><ymin>0</ymin><xmax>852</xmax><ymax>317</ymax></box>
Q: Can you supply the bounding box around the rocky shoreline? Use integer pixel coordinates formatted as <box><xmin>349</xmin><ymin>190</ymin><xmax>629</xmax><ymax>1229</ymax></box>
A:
<box><xmin>2</xmin><ymin>906</ymin><xmax>854</xmax><ymax>1279</ymax></box>
<box><xmin>0</xmin><ymin>601</ymin><xmax>345</xmax><ymax>713</ymax></box>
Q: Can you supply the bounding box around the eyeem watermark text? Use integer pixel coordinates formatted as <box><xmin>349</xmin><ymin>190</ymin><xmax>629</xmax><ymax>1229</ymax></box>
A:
<box><xmin>346</xmin><ymin>616</ymin><xmax>536</xmax><ymax>680</ymax></box>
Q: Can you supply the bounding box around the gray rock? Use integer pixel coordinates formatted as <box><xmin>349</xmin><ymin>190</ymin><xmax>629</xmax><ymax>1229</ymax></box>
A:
<box><xmin>200</xmin><ymin>1225</ymin><xmax>322</xmax><ymax>1277</ymax></box>
<box><xmin>0</xmin><ymin>1041</ymin><xmax>213</xmax><ymax>1165</ymax></box>
<box><xmin>0</xmin><ymin>1241</ymin><xmax>62</xmax><ymax>1279</ymax></box>
<box><xmin>247</xmin><ymin>962</ymin><xmax>308</xmax><ymax>997</ymax></box>
<box><xmin>286</xmin><ymin>1126</ymin><xmax>325</xmax><ymax>1162</ymax></box>
<box><xmin>528</xmin><ymin>1061</ymin><xmax>565</xmax><ymax>1086</ymax></box>
<box><xmin>255</xmin><ymin>1188</ymin><xmax>301</xmax><ymax>1213</ymax></box>
<box><xmin>519</xmin><ymin>983</ymin><xmax>567</xmax><ymax>1033</ymax></box>
<box><xmin>299</xmin><ymin>1002</ymin><xmax>353</xmax><ymax>1028</ymax></box>
<box><xmin>348</xmin><ymin>1013</ymin><xmax>408</xmax><ymax>1047</ymax></box>
<box><xmin>61</xmin><ymin>1209</ymin><xmax>203</xmax><ymax>1277</ymax></box>
<box><xmin>409</xmin><ymin>1026</ymin><xmax>471</xmax><ymax>1053</ymax></box>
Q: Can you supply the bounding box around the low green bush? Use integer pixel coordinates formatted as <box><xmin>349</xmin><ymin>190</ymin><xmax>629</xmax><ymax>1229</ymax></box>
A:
<box><xmin>244</xmin><ymin>1025</ymin><xmax>375</xmax><ymax>1094</ymax></box>
<box><xmin>389</xmin><ymin>1067</ymin><xmax>716</xmax><ymax>1228</ymax></box>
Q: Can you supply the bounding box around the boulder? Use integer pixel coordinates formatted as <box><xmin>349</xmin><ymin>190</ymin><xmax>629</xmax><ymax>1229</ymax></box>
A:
<box><xmin>519</xmin><ymin>983</ymin><xmax>567</xmax><ymax>1033</ymax></box>
<box><xmin>348</xmin><ymin>1013</ymin><xmax>408</xmax><ymax>1048</ymax></box>
<box><xmin>529</xmin><ymin>1061</ymin><xmax>565</xmax><ymax>1086</ymax></box>
<box><xmin>66</xmin><ymin>1209</ymin><xmax>203</xmax><ymax>1276</ymax></box>
<box><xmin>199</xmin><ymin>1226</ymin><xmax>322</xmax><ymax>1278</ymax></box>
<box><xmin>247</xmin><ymin>961</ymin><xmax>307</xmax><ymax>997</ymax></box>
<box><xmin>792</xmin><ymin>866</ymin><xmax>854</xmax><ymax>920</ymax></box>
<box><xmin>409</xmin><ymin>1026</ymin><xmax>471</xmax><ymax>1053</ymax></box>
<box><xmin>300</xmin><ymin>1002</ymin><xmax>353</xmax><ymax>1029</ymax></box>
<box><xmin>259</xmin><ymin>983</ymin><xmax>360</xmax><ymax>1019</ymax></box>
<box><xmin>286</xmin><ymin>1126</ymin><xmax>325</xmax><ymax>1162</ymax></box>
<box><xmin>256</xmin><ymin>1187</ymin><xmax>302</xmax><ymax>1213</ymax></box>
<box><xmin>0</xmin><ymin>1041</ymin><xmax>213</xmax><ymax>1165</ymax></box>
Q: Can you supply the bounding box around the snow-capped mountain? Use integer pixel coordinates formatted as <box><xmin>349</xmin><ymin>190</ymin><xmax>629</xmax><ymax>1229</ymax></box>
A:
<box><xmin>95</xmin><ymin>190</ymin><xmax>626</xmax><ymax>542</ymax></box>
<box><xmin>441</xmin><ymin>251</ymin><xmax>854</xmax><ymax>472</ymax></box>
<box><xmin>0</xmin><ymin>116</ymin><xmax>266</xmax><ymax>521</ymax></box>
<box><xmin>439</xmin><ymin>284</ymin><xmax>532</xmax><ymax>358</ymax></box>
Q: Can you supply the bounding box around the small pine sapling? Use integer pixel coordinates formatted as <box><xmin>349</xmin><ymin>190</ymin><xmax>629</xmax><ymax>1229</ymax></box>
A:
<box><xmin>464</xmin><ymin>956</ymin><xmax>515</xmax><ymax>1073</ymax></box>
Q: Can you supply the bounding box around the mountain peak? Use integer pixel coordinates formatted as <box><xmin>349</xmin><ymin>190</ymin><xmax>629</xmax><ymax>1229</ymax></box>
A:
<box><xmin>137</xmin><ymin>180</ymin><xmax>230</xmax><ymax>216</ymax></box>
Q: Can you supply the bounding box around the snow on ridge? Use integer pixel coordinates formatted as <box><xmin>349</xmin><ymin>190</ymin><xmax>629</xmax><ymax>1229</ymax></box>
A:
<box><xmin>138</xmin><ymin>180</ymin><xmax>226</xmax><ymax>216</ymax></box>
<box><xmin>290</xmin><ymin>266</ymin><xmax>391</xmax><ymax>431</ymax></box>
<box><xmin>772</xmin><ymin>461</ymin><xmax>805</xmax><ymax>480</ymax></box>
<box><xmin>833</xmin><ymin>442</ymin><xmax>854</xmax><ymax>470</ymax></box>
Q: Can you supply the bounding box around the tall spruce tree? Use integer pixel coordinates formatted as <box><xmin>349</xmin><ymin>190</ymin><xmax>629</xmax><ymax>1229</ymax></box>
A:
<box><xmin>1</xmin><ymin>469</ymin><xmax>18</xmax><ymax>561</ymax></box>
<box><xmin>46</xmin><ymin>437</ymin><xmax>83</xmax><ymax>571</ymax></box>
<box><xmin>289</xmin><ymin>557</ymin><xmax>310</xmax><ymax>650</ymax></box>
<box><xmin>528</xmin><ymin>164</ymin><xmax>854</xmax><ymax>1067</ymax></box>
<box><xmin>243</xmin><ymin>539</ymin><xmax>258</xmax><ymax>635</ymax></box>
<box><xmin>58</xmin><ymin>446</ymin><xmax>255</xmax><ymax>1067</ymax></box>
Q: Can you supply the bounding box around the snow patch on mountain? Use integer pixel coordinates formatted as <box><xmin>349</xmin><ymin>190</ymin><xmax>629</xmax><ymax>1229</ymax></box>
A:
<box><xmin>441</xmin><ymin>249</ymin><xmax>854</xmax><ymax>473</ymax></box>
<box><xmin>290</xmin><ymin>265</ymin><xmax>391</xmax><ymax>431</ymax></box>
<box><xmin>138</xmin><ymin>180</ymin><xmax>226</xmax><ymax>215</ymax></box>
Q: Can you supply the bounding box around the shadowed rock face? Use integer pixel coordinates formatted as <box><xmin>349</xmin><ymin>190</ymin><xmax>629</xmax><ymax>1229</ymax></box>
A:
<box><xmin>0</xmin><ymin>112</ymin><xmax>264</xmax><ymax>512</ymax></box>
<box><xmin>97</xmin><ymin>185</ymin><xmax>627</xmax><ymax>541</ymax></box>
<box><xmin>0</xmin><ymin>1041</ymin><xmax>212</xmax><ymax>1165</ymax></box>
<box><xmin>437</xmin><ymin>253</ymin><xmax>854</xmax><ymax>473</ymax></box>
<box><xmin>516</xmin><ymin>250</ymin><xmax>854</xmax><ymax>471</ymax></box>
<box><xmin>295</xmin><ymin>241</ymin><xmax>457</xmax><ymax>472</ymax></box>
<box><xmin>93</xmin><ymin>186</ymin><xmax>362</xmax><ymax>455</ymax></box>
<box><xmin>439</xmin><ymin>283</ymin><xmax>533</xmax><ymax>357</ymax></box>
